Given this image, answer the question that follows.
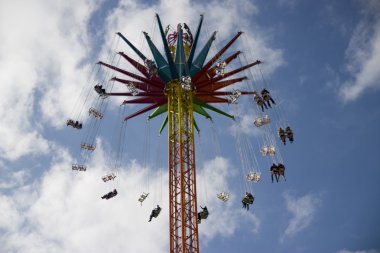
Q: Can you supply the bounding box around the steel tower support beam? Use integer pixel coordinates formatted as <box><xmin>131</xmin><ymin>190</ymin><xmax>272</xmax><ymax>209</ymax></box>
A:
<box><xmin>167</xmin><ymin>80</ymin><xmax>199</xmax><ymax>253</ymax></box>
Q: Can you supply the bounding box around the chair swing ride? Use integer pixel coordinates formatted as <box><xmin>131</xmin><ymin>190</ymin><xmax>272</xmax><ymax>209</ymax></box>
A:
<box><xmin>67</xmin><ymin>13</ymin><xmax>294</xmax><ymax>253</ymax></box>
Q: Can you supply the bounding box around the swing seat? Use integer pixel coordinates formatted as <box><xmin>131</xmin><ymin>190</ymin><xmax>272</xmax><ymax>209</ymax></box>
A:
<box><xmin>126</xmin><ymin>82</ymin><xmax>139</xmax><ymax>96</ymax></box>
<box><xmin>215</xmin><ymin>61</ymin><xmax>226</xmax><ymax>76</ymax></box>
<box><xmin>72</xmin><ymin>164</ymin><xmax>86</xmax><ymax>171</ymax></box>
<box><xmin>227</xmin><ymin>95</ymin><xmax>238</xmax><ymax>104</ymax></box>
<box><xmin>260</xmin><ymin>145</ymin><xmax>276</xmax><ymax>156</ymax></box>
<box><xmin>67</xmin><ymin>119</ymin><xmax>82</xmax><ymax>129</ymax></box>
<box><xmin>232</xmin><ymin>89</ymin><xmax>241</xmax><ymax>97</ymax></box>
<box><xmin>102</xmin><ymin>173</ymin><xmax>116</xmax><ymax>182</ymax></box>
<box><xmin>181</xmin><ymin>76</ymin><xmax>192</xmax><ymax>91</ymax></box>
<box><xmin>217</xmin><ymin>192</ymin><xmax>230</xmax><ymax>202</ymax></box>
<box><xmin>80</xmin><ymin>143</ymin><xmax>96</xmax><ymax>151</ymax></box>
<box><xmin>246</xmin><ymin>172</ymin><xmax>261</xmax><ymax>182</ymax></box>
<box><xmin>254</xmin><ymin>115</ymin><xmax>270</xmax><ymax>127</ymax></box>
<box><xmin>138</xmin><ymin>192</ymin><xmax>149</xmax><ymax>204</ymax></box>
<box><xmin>89</xmin><ymin>107</ymin><xmax>103</xmax><ymax>119</ymax></box>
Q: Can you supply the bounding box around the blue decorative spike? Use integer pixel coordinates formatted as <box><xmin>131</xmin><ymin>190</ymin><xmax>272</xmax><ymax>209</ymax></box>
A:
<box><xmin>189</xmin><ymin>31</ymin><xmax>217</xmax><ymax>77</ymax></box>
<box><xmin>175</xmin><ymin>24</ymin><xmax>188</xmax><ymax>77</ymax></box>
<box><xmin>143</xmin><ymin>32</ymin><xmax>172</xmax><ymax>83</ymax></box>
<box><xmin>187</xmin><ymin>15</ymin><xmax>203</xmax><ymax>68</ymax></box>
<box><xmin>155</xmin><ymin>13</ymin><xmax>179</xmax><ymax>79</ymax></box>
<box><xmin>116</xmin><ymin>32</ymin><xmax>147</xmax><ymax>61</ymax></box>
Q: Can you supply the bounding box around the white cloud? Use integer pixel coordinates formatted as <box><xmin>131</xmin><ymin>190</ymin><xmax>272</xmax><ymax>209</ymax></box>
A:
<box><xmin>0</xmin><ymin>0</ymin><xmax>102</xmax><ymax>161</ymax></box>
<box><xmin>337</xmin><ymin>250</ymin><xmax>380</xmax><ymax>253</ymax></box>
<box><xmin>338</xmin><ymin>0</ymin><xmax>380</xmax><ymax>102</ymax></box>
<box><xmin>0</xmin><ymin>0</ymin><xmax>284</xmax><ymax>162</ymax></box>
<box><xmin>0</xmin><ymin>144</ymin><xmax>260</xmax><ymax>252</ymax></box>
<box><xmin>198</xmin><ymin>156</ymin><xmax>260</xmax><ymax>242</ymax></box>
<box><xmin>0</xmin><ymin>170</ymin><xmax>30</xmax><ymax>189</ymax></box>
<box><xmin>281</xmin><ymin>192</ymin><xmax>321</xmax><ymax>241</ymax></box>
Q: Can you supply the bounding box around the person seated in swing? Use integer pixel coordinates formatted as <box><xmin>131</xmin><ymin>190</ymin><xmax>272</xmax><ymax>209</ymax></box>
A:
<box><xmin>148</xmin><ymin>205</ymin><xmax>162</xmax><ymax>222</ymax></box>
<box><xmin>74</xmin><ymin>121</ymin><xmax>82</xmax><ymax>129</ymax></box>
<box><xmin>254</xmin><ymin>94</ymin><xmax>268</xmax><ymax>112</ymax></box>
<box><xmin>285</xmin><ymin>126</ymin><xmax>294</xmax><ymax>143</ymax></box>
<box><xmin>94</xmin><ymin>84</ymin><xmax>106</xmax><ymax>95</ymax></box>
<box><xmin>278</xmin><ymin>127</ymin><xmax>286</xmax><ymax>145</ymax></box>
<box><xmin>197</xmin><ymin>206</ymin><xmax>209</xmax><ymax>224</ymax></box>
<box><xmin>242</xmin><ymin>192</ymin><xmax>254</xmax><ymax>211</ymax></box>
<box><xmin>277</xmin><ymin>163</ymin><xmax>286</xmax><ymax>182</ymax></box>
<box><xmin>261</xmin><ymin>89</ymin><xmax>276</xmax><ymax>108</ymax></box>
<box><xmin>101</xmin><ymin>189</ymin><xmax>118</xmax><ymax>200</ymax></box>
<box><xmin>67</xmin><ymin>119</ymin><xmax>82</xmax><ymax>129</ymax></box>
<box><xmin>270</xmin><ymin>163</ymin><xmax>279</xmax><ymax>183</ymax></box>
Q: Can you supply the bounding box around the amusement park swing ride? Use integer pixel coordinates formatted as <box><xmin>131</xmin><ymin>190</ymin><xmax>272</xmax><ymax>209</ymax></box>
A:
<box><xmin>67</xmin><ymin>13</ymin><xmax>294</xmax><ymax>253</ymax></box>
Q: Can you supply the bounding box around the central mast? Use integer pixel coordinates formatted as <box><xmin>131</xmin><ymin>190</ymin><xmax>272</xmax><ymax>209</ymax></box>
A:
<box><xmin>167</xmin><ymin>80</ymin><xmax>199</xmax><ymax>253</ymax></box>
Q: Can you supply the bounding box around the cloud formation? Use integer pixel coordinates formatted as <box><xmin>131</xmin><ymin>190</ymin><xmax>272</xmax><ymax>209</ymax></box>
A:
<box><xmin>339</xmin><ymin>0</ymin><xmax>380</xmax><ymax>102</ymax></box>
<box><xmin>338</xmin><ymin>250</ymin><xmax>380</xmax><ymax>253</ymax></box>
<box><xmin>0</xmin><ymin>0</ymin><xmax>101</xmax><ymax>161</ymax></box>
<box><xmin>281</xmin><ymin>192</ymin><xmax>321</xmax><ymax>241</ymax></box>
<box><xmin>0</xmin><ymin>144</ymin><xmax>260</xmax><ymax>252</ymax></box>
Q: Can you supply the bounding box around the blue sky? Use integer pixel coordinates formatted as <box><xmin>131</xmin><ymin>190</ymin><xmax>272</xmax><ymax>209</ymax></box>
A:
<box><xmin>0</xmin><ymin>0</ymin><xmax>379</xmax><ymax>253</ymax></box>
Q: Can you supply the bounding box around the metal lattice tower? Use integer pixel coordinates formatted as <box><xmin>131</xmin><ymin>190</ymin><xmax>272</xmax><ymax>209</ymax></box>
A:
<box><xmin>167</xmin><ymin>81</ymin><xmax>199</xmax><ymax>252</ymax></box>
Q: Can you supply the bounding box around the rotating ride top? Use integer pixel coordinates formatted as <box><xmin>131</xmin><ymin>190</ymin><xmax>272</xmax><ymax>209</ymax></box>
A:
<box><xmin>67</xmin><ymin>13</ymin><xmax>294</xmax><ymax>253</ymax></box>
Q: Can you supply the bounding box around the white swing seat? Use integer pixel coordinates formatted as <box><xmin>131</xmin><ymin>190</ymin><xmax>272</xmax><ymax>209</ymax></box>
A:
<box><xmin>89</xmin><ymin>107</ymin><xmax>103</xmax><ymax>119</ymax></box>
<box><xmin>215</xmin><ymin>61</ymin><xmax>226</xmax><ymax>77</ymax></box>
<box><xmin>260</xmin><ymin>145</ymin><xmax>276</xmax><ymax>156</ymax></box>
<box><xmin>102</xmin><ymin>173</ymin><xmax>116</xmax><ymax>182</ymax></box>
<box><xmin>72</xmin><ymin>164</ymin><xmax>86</xmax><ymax>171</ymax></box>
<box><xmin>246</xmin><ymin>172</ymin><xmax>261</xmax><ymax>182</ymax></box>
<box><xmin>254</xmin><ymin>115</ymin><xmax>270</xmax><ymax>127</ymax></box>
<box><xmin>80</xmin><ymin>143</ymin><xmax>96</xmax><ymax>151</ymax></box>
<box><xmin>126</xmin><ymin>82</ymin><xmax>139</xmax><ymax>96</ymax></box>
<box><xmin>227</xmin><ymin>95</ymin><xmax>238</xmax><ymax>104</ymax></box>
<box><xmin>180</xmin><ymin>76</ymin><xmax>192</xmax><ymax>91</ymax></box>
<box><xmin>217</xmin><ymin>192</ymin><xmax>230</xmax><ymax>202</ymax></box>
<box><xmin>138</xmin><ymin>192</ymin><xmax>149</xmax><ymax>205</ymax></box>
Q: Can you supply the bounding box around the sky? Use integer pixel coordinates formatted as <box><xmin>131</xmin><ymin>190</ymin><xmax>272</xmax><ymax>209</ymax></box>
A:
<box><xmin>0</xmin><ymin>0</ymin><xmax>380</xmax><ymax>253</ymax></box>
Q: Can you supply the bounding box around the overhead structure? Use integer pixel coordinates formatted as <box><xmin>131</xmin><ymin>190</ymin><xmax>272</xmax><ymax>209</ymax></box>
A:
<box><xmin>96</xmin><ymin>14</ymin><xmax>262</xmax><ymax>253</ymax></box>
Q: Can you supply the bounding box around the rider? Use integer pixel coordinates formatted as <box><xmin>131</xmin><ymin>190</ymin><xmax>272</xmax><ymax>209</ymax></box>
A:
<box><xmin>242</xmin><ymin>192</ymin><xmax>254</xmax><ymax>211</ymax></box>
<box><xmin>270</xmin><ymin>163</ymin><xmax>279</xmax><ymax>183</ymax></box>
<box><xmin>261</xmin><ymin>89</ymin><xmax>276</xmax><ymax>108</ymax></box>
<box><xmin>278</xmin><ymin>127</ymin><xmax>286</xmax><ymax>145</ymax></box>
<box><xmin>148</xmin><ymin>205</ymin><xmax>162</xmax><ymax>222</ymax></box>
<box><xmin>277</xmin><ymin>163</ymin><xmax>286</xmax><ymax>182</ymax></box>
<box><xmin>254</xmin><ymin>94</ymin><xmax>268</xmax><ymax>112</ymax></box>
<box><xmin>285</xmin><ymin>126</ymin><xmax>294</xmax><ymax>143</ymax></box>
<box><xmin>197</xmin><ymin>206</ymin><xmax>209</xmax><ymax>224</ymax></box>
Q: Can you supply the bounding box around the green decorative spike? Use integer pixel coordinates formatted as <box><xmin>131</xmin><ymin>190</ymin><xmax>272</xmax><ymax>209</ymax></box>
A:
<box><xmin>148</xmin><ymin>104</ymin><xmax>168</xmax><ymax>120</ymax></box>
<box><xmin>193</xmin><ymin>98</ymin><xmax>235</xmax><ymax>120</ymax></box>
<box><xmin>193</xmin><ymin>104</ymin><xmax>212</xmax><ymax>119</ymax></box>
<box><xmin>194</xmin><ymin>119</ymin><xmax>200</xmax><ymax>134</ymax></box>
<box><xmin>159</xmin><ymin>114</ymin><xmax>168</xmax><ymax>134</ymax></box>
